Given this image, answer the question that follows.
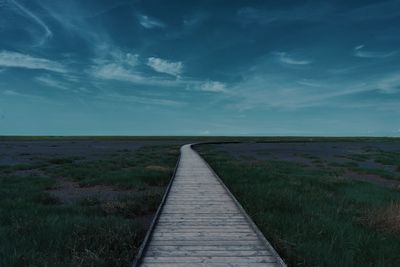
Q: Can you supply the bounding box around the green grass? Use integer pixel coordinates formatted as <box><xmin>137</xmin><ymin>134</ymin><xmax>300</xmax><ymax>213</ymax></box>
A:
<box><xmin>0</xmin><ymin>145</ymin><xmax>179</xmax><ymax>267</ymax></box>
<box><xmin>43</xmin><ymin>146</ymin><xmax>178</xmax><ymax>188</ymax></box>
<box><xmin>0</xmin><ymin>162</ymin><xmax>48</xmax><ymax>174</ymax></box>
<box><xmin>196</xmin><ymin>145</ymin><xmax>400</xmax><ymax>267</ymax></box>
<box><xmin>346</xmin><ymin>150</ymin><xmax>400</xmax><ymax>180</ymax></box>
<box><xmin>373</xmin><ymin>151</ymin><xmax>400</xmax><ymax>166</ymax></box>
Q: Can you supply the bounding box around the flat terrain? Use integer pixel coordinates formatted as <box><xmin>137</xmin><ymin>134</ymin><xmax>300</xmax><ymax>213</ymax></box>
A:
<box><xmin>0</xmin><ymin>140</ymin><xmax>184</xmax><ymax>267</ymax></box>
<box><xmin>2</xmin><ymin>137</ymin><xmax>399</xmax><ymax>266</ymax></box>
<box><xmin>196</xmin><ymin>141</ymin><xmax>400</xmax><ymax>267</ymax></box>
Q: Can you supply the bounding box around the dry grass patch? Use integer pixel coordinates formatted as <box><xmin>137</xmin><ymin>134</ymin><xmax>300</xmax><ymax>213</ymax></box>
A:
<box><xmin>363</xmin><ymin>202</ymin><xmax>400</xmax><ymax>234</ymax></box>
<box><xmin>145</xmin><ymin>165</ymin><xmax>171</xmax><ymax>172</ymax></box>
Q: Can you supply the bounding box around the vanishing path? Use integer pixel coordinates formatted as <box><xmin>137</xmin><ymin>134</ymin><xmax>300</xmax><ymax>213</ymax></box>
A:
<box><xmin>137</xmin><ymin>144</ymin><xmax>286</xmax><ymax>267</ymax></box>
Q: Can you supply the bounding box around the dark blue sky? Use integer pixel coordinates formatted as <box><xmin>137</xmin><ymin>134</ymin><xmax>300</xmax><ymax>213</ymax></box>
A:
<box><xmin>0</xmin><ymin>0</ymin><xmax>399</xmax><ymax>135</ymax></box>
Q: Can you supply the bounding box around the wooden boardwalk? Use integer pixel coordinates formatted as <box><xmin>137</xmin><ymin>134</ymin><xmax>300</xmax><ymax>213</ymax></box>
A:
<box><xmin>137</xmin><ymin>144</ymin><xmax>286</xmax><ymax>267</ymax></box>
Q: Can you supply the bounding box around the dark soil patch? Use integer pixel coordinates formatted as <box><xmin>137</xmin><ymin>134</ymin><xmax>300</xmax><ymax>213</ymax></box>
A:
<box><xmin>47</xmin><ymin>179</ymin><xmax>138</xmax><ymax>205</ymax></box>
<box><xmin>362</xmin><ymin>203</ymin><xmax>400</xmax><ymax>234</ymax></box>
<box><xmin>346</xmin><ymin>172</ymin><xmax>400</xmax><ymax>189</ymax></box>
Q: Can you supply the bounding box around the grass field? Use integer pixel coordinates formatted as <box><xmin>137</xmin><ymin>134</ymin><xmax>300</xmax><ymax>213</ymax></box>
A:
<box><xmin>0</xmin><ymin>144</ymin><xmax>179</xmax><ymax>267</ymax></box>
<box><xmin>1</xmin><ymin>137</ymin><xmax>399</xmax><ymax>266</ymax></box>
<box><xmin>196</xmin><ymin>143</ymin><xmax>400</xmax><ymax>267</ymax></box>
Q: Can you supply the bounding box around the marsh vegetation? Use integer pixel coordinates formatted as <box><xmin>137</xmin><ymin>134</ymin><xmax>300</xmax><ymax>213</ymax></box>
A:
<box><xmin>0</xmin><ymin>141</ymin><xmax>179</xmax><ymax>267</ymax></box>
<box><xmin>196</xmin><ymin>141</ymin><xmax>400</xmax><ymax>267</ymax></box>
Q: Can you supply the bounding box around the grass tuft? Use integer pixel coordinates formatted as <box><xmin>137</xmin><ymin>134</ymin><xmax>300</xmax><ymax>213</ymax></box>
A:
<box><xmin>362</xmin><ymin>202</ymin><xmax>400</xmax><ymax>234</ymax></box>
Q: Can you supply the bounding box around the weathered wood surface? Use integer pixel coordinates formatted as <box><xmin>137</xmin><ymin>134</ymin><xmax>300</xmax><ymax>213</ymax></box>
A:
<box><xmin>138</xmin><ymin>144</ymin><xmax>285</xmax><ymax>267</ymax></box>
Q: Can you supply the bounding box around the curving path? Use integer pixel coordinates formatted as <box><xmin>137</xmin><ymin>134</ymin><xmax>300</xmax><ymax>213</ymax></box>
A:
<box><xmin>137</xmin><ymin>144</ymin><xmax>286</xmax><ymax>267</ymax></box>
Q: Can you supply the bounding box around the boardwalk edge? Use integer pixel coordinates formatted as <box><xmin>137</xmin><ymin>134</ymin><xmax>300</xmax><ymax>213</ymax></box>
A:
<box><xmin>191</xmin><ymin>143</ymin><xmax>287</xmax><ymax>267</ymax></box>
<box><xmin>131</xmin><ymin>146</ymin><xmax>182</xmax><ymax>267</ymax></box>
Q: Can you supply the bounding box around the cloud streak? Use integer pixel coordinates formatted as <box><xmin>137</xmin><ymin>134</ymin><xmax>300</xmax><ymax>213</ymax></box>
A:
<box><xmin>230</xmin><ymin>68</ymin><xmax>400</xmax><ymax>111</ymax></box>
<box><xmin>273</xmin><ymin>52</ymin><xmax>311</xmax><ymax>65</ymax></box>
<box><xmin>147</xmin><ymin>57</ymin><xmax>183</xmax><ymax>77</ymax></box>
<box><xmin>9</xmin><ymin>0</ymin><xmax>52</xmax><ymax>46</ymax></box>
<box><xmin>354</xmin><ymin>45</ymin><xmax>397</xmax><ymax>58</ymax></box>
<box><xmin>89</xmin><ymin>50</ymin><xmax>227</xmax><ymax>94</ymax></box>
<box><xmin>97</xmin><ymin>92</ymin><xmax>183</xmax><ymax>107</ymax></box>
<box><xmin>91</xmin><ymin>63</ymin><xmax>146</xmax><ymax>84</ymax></box>
<box><xmin>2</xmin><ymin>89</ymin><xmax>45</xmax><ymax>101</ymax></box>
<box><xmin>375</xmin><ymin>72</ymin><xmax>400</xmax><ymax>93</ymax></box>
<box><xmin>0</xmin><ymin>51</ymin><xmax>67</xmax><ymax>73</ymax></box>
<box><xmin>237</xmin><ymin>4</ymin><xmax>332</xmax><ymax>25</ymax></box>
<box><xmin>36</xmin><ymin>75</ymin><xmax>68</xmax><ymax>90</ymax></box>
<box><xmin>199</xmin><ymin>81</ymin><xmax>227</xmax><ymax>92</ymax></box>
<box><xmin>138</xmin><ymin>14</ymin><xmax>165</xmax><ymax>29</ymax></box>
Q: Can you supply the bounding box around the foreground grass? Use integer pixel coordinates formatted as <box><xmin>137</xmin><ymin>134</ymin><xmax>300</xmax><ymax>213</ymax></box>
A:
<box><xmin>196</xmin><ymin>145</ymin><xmax>400</xmax><ymax>267</ymax></box>
<box><xmin>0</xmin><ymin>145</ymin><xmax>179</xmax><ymax>267</ymax></box>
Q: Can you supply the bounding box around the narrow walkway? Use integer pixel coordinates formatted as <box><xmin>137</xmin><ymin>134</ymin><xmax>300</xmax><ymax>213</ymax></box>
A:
<box><xmin>138</xmin><ymin>144</ymin><xmax>286</xmax><ymax>267</ymax></box>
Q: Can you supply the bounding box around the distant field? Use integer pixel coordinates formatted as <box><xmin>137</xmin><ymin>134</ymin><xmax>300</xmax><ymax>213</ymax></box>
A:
<box><xmin>0</xmin><ymin>140</ymin><xmax>180</xmax><ymax>266</ymax></box>
<box><xmin>1</xmin><ymin>135</ymin><xmax>399</xmax><ymax>142</ymax></box>
<box><xmin>196</xmin><ymin>141</ymin><xmax>400</xmax><ymax>267</ymax></box>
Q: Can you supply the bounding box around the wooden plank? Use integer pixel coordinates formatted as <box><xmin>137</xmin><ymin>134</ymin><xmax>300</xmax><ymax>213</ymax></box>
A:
<box><xmin>148</xmin><ymin>240</ymin><xmax>263</xmax><ymax>246</ymax></box>
<box><xmin>145</xmin><ymin>250</ymin><xmax>272</xmax><ymax>257</ymax></box>
<box><xmin>142</xmin><ymin>263</ymin><xmax>278</xmax><ymax>267</ymax></box>
<box><xmin>141</xmin><ymin>256</ymin><xmax>277</xmax><ymax>263</ymax></box>
<box><xmin>146</xmin><ymin>245</ymin><xmax>268</xmax><ymax>251</ymax></box>
<box><xmin>137</xmin><ymin>144</ymin><xmax>285</xmax><ymax>267</ymax></box>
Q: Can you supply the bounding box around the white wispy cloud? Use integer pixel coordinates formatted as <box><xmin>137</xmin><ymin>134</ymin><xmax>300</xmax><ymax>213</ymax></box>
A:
<box><xmin>90</xmin><ymin>49</ymin><xmax>226</xmax><ymax>93</ymax></box>
<box><xmin>375</xmin><ymin>72</ymin><xmax>400</xmax><ymax>93</ymax></box>
<box><xmin>0</xmin><ymin>51</ymin><xmax>67</xmax><ymax>73</ymax></box>
<box><xmin>2</xmin><ymin>90</ymin><xmax>20</xmax><ymax>96</ymax></box>
<box><xmin>273</xmin><ymin>52</ymin><xmax>311</xmax><ymax>65</ymax></box>
<box><xmin>90</xmin><ymin>50</ymin><xmax>154</xmax><ymax>84</ymax></box>
<box><xmin>90</xmin><ymin>53</ymin><xmax>179</xmax><ymax>86</ymax></box>
<box><xmin>147</xmin><ymin>57</ymin><xmax>183</xmax><ymax>77</ymax></box>
<box><xmin>97</xmin><ymin>92</ymin><xmax>183</xmax><ymax>107</ymax></box>
<box><xmin>91</xmin><ymin>63</ymin><xmax>145</xmax><ymax>84</ymax></box>
<box><xmin>9</xmin><ymin>0</ymin><xmax>52</xmax><ymax>46</ymax></box>
<box><xmin>199</xmin><ymin>81</ymin><xmax>227</xmax><ymax>92</ymax></box>
<box><xmin>229</xmin><ymin>68</ymin><xmax>400</xmax><ymax>111</ymax></box>
<box><xmin>36</xmin><ymin>75</ymin><xmax>68</xmax><ymax>90</ymax></box>
<box><xmin>238</xmin><ymin>4</ymin><xmax>331</xmax><ymax>24</ymax></box>
<box><xmin>108</xmin><ymin>51</ymin><xmax>139</xmax><ymax>67</ymax></box>
<box><xmin>296</xmin><ymin>79</ymin><xmax>322</xmax><ymax>87</ymax></box>
<box><xmin>354</xmin><ymin>45</ymin><xmax>397</xmax><ymax>58</ymax></box>
<box><xmin>138</xmin><ymin>14</ymin><xmax>165</xmax><ymax>29</ymax></box>
<box><xmin>2</xmin><ymin>89</ymin><xmax>44</xmax><ymax>101</ymax></box>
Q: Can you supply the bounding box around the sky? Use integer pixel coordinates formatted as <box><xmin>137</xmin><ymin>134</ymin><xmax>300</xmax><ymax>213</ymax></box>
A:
<box><xmin>0</xmin><ymin>0</ymin><xmax>399</xmax><ymax>136</ymax></box>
